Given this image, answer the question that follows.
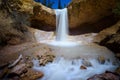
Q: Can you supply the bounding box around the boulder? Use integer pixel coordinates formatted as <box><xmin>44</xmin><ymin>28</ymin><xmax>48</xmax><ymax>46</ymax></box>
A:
<box><xmin>68</xmin><ymin>0</ymin><xmax>117</xmax><ymax>28</ymax></box>
<box><xmin>87</xmin><ymin>71</ymin><xmax>120</xmax><ymax>80</ymax></box>
<box><xmin>94</xmin><ymin>21</ymin><xmax>120</xmax><ymax>53</ymax></box>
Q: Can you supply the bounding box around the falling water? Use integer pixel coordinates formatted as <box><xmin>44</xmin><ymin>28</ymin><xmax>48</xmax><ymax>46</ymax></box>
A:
<box><xmin>55</xmin><ymin>8</ymin><xmax>68</xmax><ymax>41</ymax></box>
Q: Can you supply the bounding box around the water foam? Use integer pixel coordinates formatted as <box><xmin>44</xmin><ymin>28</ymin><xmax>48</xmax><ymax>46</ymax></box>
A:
<box><xmin>33</xmin><ymin>57</ymin><xmax>118</xmax><ymax>80</ymax></box>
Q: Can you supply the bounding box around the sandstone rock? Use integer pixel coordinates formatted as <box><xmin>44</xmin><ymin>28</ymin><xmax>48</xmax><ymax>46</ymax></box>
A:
<box><xmin>82</xmin><ymin>59</ymin><xmax>92</xmax><ymax>67</ymax></box>
<box><xmin>94</xmin><ymin>20</ymin><xmax>120</xmax><ymax>43</ymax></box>
<box><xmin>80</xmin><ymin>65</ymin><xmax>87</xmax><ymax>70</ymax></box>
<box><xmin>30</xmin><ymin>4</ymin><xmax>56</xmax><ymax>31</ymax></box>
<box><xmin>11</xmin><ymin>64</ymin><xmax>27</xmax><ymax>75</ymax></box>
<box><xmin>17</xmin><ymin>0</ymin><xmax>56</xmax><ymax>30</ymax></box>
<box><xmin>9</xmin><ymin>0</ymin><xmax>117</xmax><ymax>33</ymax></box>
<box><xmin>26</xmin><ymin>61</ymin><xmax>33</xmax><ymax>68</ymax></box>
<box><xmin>21</xmin><ymin>69</ymin><xmax>44</xmax><ymax>80</ymax></box>
<box><xmin>38</xmin><ymin>53</ymin><xmax>55</xmax><ymax>66</ymax></box>
<box><xmin>94</xmin><ymin>21</ymin><xmax>120</xmax><ymax>54</ymax></box>
<box><xmin>98</xmin><ymin>56</ymin><xmax>105</xmax><ymax>64</ymax></box>
<box><xmin>7</xmin><ymin>37</ymin><xmax>21</xmax><ymax>45</ymax></box>
<box><xmin>68</xmin><ymin>0</ymin><xmax>117</xmax><ymax>28</ymax></box>
<box><xmin>87</xmin><ymin>71</ymin><xmax>120</xmax><ymax>80</ymax></box>
<box><xmin>0</xmin><ymin>0</ymin><xmax>35</xmax><ymax>45</ymax></box>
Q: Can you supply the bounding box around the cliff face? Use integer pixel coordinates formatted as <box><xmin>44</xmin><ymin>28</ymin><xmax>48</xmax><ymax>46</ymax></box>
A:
<box><xmin>30</xmin><ymin>0</ymin><xmax>118</xmax><ymax>33</ymax></box>
<box><xmin>94</xmin><ymin>21</ymin><xmax>120</xmax><ymax>54</ymax></box>
<box><xmin>92</xmin><ymin>20</ymin><xmax>120</xmax><ymax>60</ymax></box>
<box><xmin>0</xmin><ymin>0</ymin><xmax>34</xmax><ymax>45</ymax></box>
<box><xmin>1</xmin><ymin>0</ymin><xmax>118</xmax><ymax>30</ymax></box>
<box><xmin>68</xmin><ymin>0</ymin><xmax>117</xmax><ymax>28</ymax></box>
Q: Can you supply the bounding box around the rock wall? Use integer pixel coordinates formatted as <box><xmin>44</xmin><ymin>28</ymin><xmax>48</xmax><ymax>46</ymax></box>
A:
<box><xmin>0</xmin><ymin>0</ymin><xmax>35</xmax><ymax>45</ymax></box>
<box><xmin>68</xmin><ymin>0</ymin><xmax>117</xmax><ymax>28</ymax></box>
<box><xmin>0</xmin><ymin>0</ymin><xmax>119</xmax><ymax>45</ymax></box>
<box><xmin>30</xmin><ymin>0</ymin><xmax>118</xmax><ymax>33</ymax></box>
<box><xmin>94</xmin><ymin>21</ymin><xmax>120</xmax><ymax>59</ymax></box>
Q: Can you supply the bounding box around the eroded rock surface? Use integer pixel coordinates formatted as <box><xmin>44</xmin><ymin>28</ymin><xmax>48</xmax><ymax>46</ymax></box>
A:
<box><xmin>94</xmin><ymin>21</ymin><xmax>120</xmax><ymax>54</ymax></box>
<box><xmin>31</xmin><ymin>0</ymin><xmax>118</xmax><ymax>33</ymax></box>
<box><xmin>68</xmin><ymin>0</ymin><xmax>117</xmax><ymax>28</ymax></box>
<box><xmin>87</xmin><ymin>71</ymin><xmax>120</xmax><ymax>80</ymax></box>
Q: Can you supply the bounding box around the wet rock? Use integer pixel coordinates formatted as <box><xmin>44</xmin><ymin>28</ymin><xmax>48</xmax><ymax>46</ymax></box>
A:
<box><xmin>26</xmin><ymin>61</ymin><xmax>33</xmax><ymax>68</ymax></box>
<box><xmin>87</xmin><ymin>71</ymin><xmax>120</xmax><ymax>80</ymax></box>
<box><xmin>38</xmin><ymin>53</ymin><xmax>55</xmax><ymax>66</ymax></box>
<box><xmin>11</xmin><ymin>64</ymin><xmax>27</xmax><ymax>75</ymax></box>
<box><xmin>80</xmin><ymin>65</ymin><xmax>87</xmax><ymax>70</ymax></box>
<box><xmin>82</xmin><ymin>60</ymin><xmax>92</xmax><ymax>67</ymax></box>
<box><xmin>21</xmin><ymin>69</ymin><xmax>44</xmax><ymax>80</ymax></box>
<box><xmin>98</xmin><ymin>56</ymin><xmax>105</xmax><ymax>64</ymax></box>
<box><xmin>94</xmin><ymin>21</ymin><xmax>120</xmax><ymax>53</ymax></box>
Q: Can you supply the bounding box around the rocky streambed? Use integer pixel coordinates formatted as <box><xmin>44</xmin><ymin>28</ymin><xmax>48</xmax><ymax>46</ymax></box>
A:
<box><xmin>0</xmin><ymin>32</ymin><xmax>120</xmax><ymax>80</ymax></box>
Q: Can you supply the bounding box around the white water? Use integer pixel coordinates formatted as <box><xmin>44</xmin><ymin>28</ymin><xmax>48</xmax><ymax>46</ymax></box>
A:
<box><xmin>55</xmin><ymin>8</ymin><xmax>68</xmax><ymax>41</ymax></box>
<box><xmin>33</xmin><ymin>8</ymin><xmax>119</xmax><ymax>80</ymax></box>
<box><xmin>33</xmin><ymin>57</ymin><xmax>118</xmax><ymax>80</ymax></box>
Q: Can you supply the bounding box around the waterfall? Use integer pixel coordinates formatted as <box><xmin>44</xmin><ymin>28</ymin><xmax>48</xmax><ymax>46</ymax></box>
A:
<box><xmin>33</xmin><ymin>8</ymin><xmax>119</xmax><ymax>80</ymax></box>
<box><xmin>55</xmin><ymin>8</ymin><xmax>68</xmax><ymax>41</ymax></box>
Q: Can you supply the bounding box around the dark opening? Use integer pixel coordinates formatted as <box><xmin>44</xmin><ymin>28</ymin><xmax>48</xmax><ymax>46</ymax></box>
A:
<box><xmin>34</xmin><ymin>0</ymin><xmax>71</xmax><ymax>9</ymax></box>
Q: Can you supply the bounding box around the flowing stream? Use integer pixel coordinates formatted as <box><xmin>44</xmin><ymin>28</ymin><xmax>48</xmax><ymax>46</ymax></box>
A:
<box><xmin>33</xmin><ymin>8</ymin><xmax>119</xmax><ymax>80</ymax></box>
